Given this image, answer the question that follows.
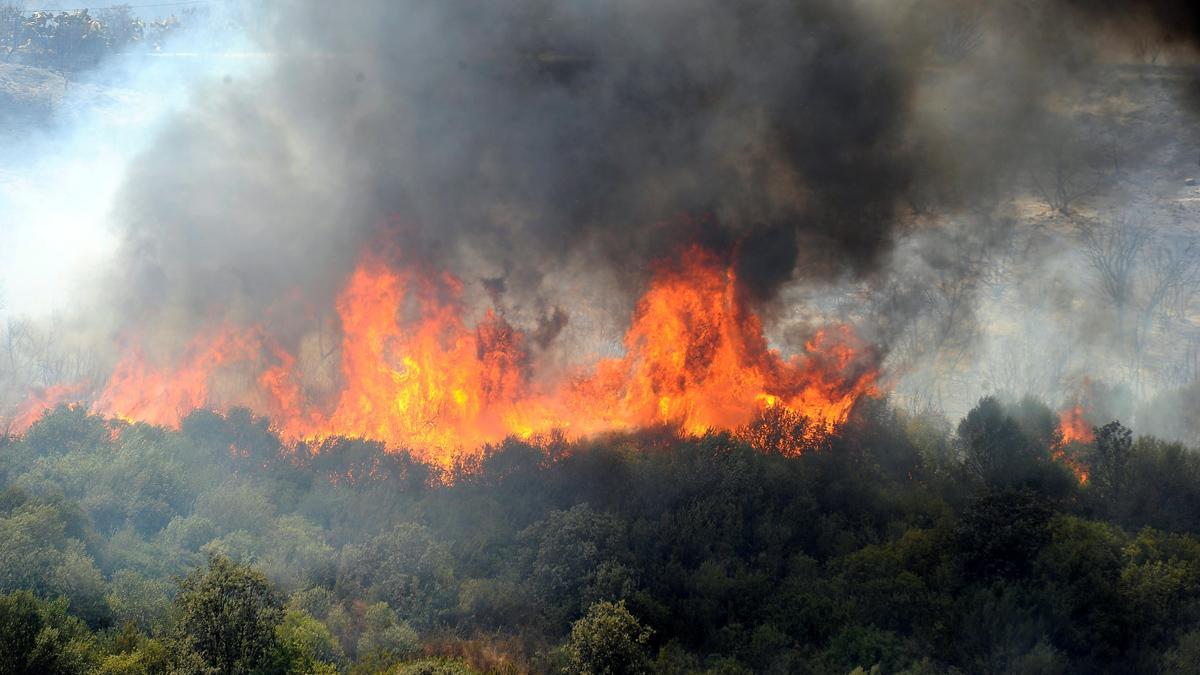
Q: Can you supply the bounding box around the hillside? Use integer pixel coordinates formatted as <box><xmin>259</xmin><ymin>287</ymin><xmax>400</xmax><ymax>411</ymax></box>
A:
<box><xmin>3</xmin><ymin>397</ymin><xmax>1200</xmax><ymax>673</ymax></box>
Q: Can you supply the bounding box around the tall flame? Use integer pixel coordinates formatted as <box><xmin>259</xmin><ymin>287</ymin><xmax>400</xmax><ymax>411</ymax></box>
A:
<box><xmin>9</xmin><ymin>243</ymin><xmax>880</xmax><ymax>465</ymax></box>
<box><xmin>1054</xmin><ymin>404</ymin><xmax>1093</xmax><ymax>484</ymax></box>
<box><xmin>1058</xmin><ymin>405</ymin><xmax>1095</xmax><ymax>445</ymax></box>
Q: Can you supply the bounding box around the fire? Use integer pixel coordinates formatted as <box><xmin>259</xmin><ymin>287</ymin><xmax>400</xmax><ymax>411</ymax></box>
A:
<box><xmin>276</xmin><ymin>255</ymin><xmax>535</xmax><ymax>455</ymax></box>
<box><xmin>1054</xmin><ymin>404</ymin><xmax>1093</xmax><ymax>484</ymax></box>
<box><xmin>96</xmin><ymin>327</ymin><xmax>263</xmax><ymax>426</ymax></box>
<box><xmin>559</xmin><ymin>247</ymin><xmax>877</xmax><ymax>438</ymax></box>
<box><xmin>1058</xmin><ymin>405</ymin><xmax>1094</xmax><ymax>445</ymax></box>
<box><xmin>8</xmin><ymin>242</ymin><xmax>880</xmax><ymax>465</ymax></box>
<box><xmin>8</xmin><ymin>383</ymin><xmax>86</xmax><ymax>432</ymax></box>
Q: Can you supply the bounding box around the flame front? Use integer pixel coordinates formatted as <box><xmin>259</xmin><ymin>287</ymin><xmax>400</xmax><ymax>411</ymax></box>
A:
<box><xmin>563</xmin><ymin>247</ymin><xmax>877</xmax><ymax>437</ymax></box>
<box><xmin>96</xmin><ymin>328</ymin><xmax>261</xmax><ymax>426</ymax></box>
<box><xmin>9</xmin><ymin>244</ymin><xmax>880</xmax><ymax>465</ymax></box>
<box><xmin>279</xmin><ymin>255</ymin><xmax>533</xmax><ymax>454</ymax></box>
<box><xmin>8</xmin><ymin>383</ymin><xmax>86</xmax><ymax>432</ymax></box>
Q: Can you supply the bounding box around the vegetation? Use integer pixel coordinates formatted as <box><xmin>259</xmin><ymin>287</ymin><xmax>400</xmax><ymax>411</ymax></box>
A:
<box><xmin>4</xmin><ymin>396</ymin><xmax>1200</xmax><ymax>672</ymax></box>
<box><xmin>1</xmin><ymin>4</ymin><xmax>183</xmax><ymax>71</ymax></box>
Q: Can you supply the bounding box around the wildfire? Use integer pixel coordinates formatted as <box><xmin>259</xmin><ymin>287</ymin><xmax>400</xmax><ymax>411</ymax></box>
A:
<box><xmin>7</xmin><ymin>383</ymin><xmax>86</xmax><ymax>432</ymax></box>
<box><xmin>1054</xmin><ymin>404</ymin><xmax>1093</xmax><ymax>484</ymax></box>
<box><xmin>96</xmin><ymin>327</ymin><xmax>263</xmax><ymax>427</ymax></box>
<box><xmin>1058</xmin><ymin>405</ymin><xmax>1095</xmax><ymax>445</ymax></box>
<box><xmin>8</xmin><ymin>242</ymin><xmax>880</xmax><ymax>465</ymax></box>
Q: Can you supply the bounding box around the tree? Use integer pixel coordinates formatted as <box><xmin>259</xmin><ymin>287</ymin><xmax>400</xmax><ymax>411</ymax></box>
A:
<box><xmin>1</xmin><ymin>4</ymin><xmax>22</xmax><ymax>58</ymax></box>
<box><xmin>523</xmin><ymin>504</ymin><xmax>627</xmax><ymax>619</ymax></box>
<box><xmin>192</xmin><ymin>479</ymin><xmax>276</xmax><ymax>536</ymax></box>
<box><xmin>105</xmin><ymin>570</ymin><xmax>173</xmax><ymax>632</ymax></box>
<box><xmin>1029</xmin><ymin>121</ymin><xmax>1105</xmax><ymax>215</ymax></box>
<box><xmin>956</xmin><ymin>489</ymin><xmax>1053</xmax><ymax>579</ymax></box>
<box><xmin>354</xmin><ymin>602</ymin><xmax>419</xmax><ymax>669</ymax></box>
<box><xmin>96</xmin><ymin>5</ymin><xmax>143</xmax><ymax>52</ymax></box>
<box><xmin>1165</xmin><ymin>628</ymin><xmax>1200</xmax><ymax>672</ymax></box>
<box><xmin>0</xmin><ymin>590</ymin><xmax>43</xmax><ymax>674</ymax></box>
<box><xmin>1035</xmin><ymin>516</ymin><xmax>1127</xmax><ymax>662</ymax></box>
<box><xmin>47</xmin><ymin>540</ymin><xmax>110</xmax><ymax>626</ymax></box>
<box><xmin>0</xmin><ymin>590</ymin><xmax>97</xmax><ymax>674</ymax></box>
<box><xmin>336</xmin><ymin>523</ymin><xmax>455</xmax><ymax>630</ymax></box>
<box><xmin>1091</xmin><ymin>421</ymin><xmax>1132</xmax><ymax>515</ymax></box>
<box><xmin>175</xmin><ymin>553</ymin><xmax>282</xmax><ymax>674</ymax></box>
<box><xmin>390</xmin><ymin>658</ymin><xmax>476</xmax><ymax>675</ymax></box>
<box><xmin>1083</xmin><ymin>218</ymin><xmax>1146</xmax><ymax>325</ymax></box>
<box><xmin>957</xmin><ymin>397</ymin><xmax>1041</xmax><ymax>487</ymax></box>
<box><xmin>1081</xmin><ymin>219</ymin><xmax>1200</xmax><ymax>392</ymax></box>
<box><xmin>872</xmin><ymin>241</ymin><xmax>981</xmax><ymax>415</ymax></box>
<box><xmin>565</xmin><ymin>600</ymin><xmax>653</xmax><ymax>675</ymax></box>
<box><xmin>272</xmin><ymin>608</ymin><xmax>342</xmax><ymax>674</ymax></box>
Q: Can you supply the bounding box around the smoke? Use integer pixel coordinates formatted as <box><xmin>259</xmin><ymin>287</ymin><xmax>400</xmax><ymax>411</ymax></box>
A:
<box><xmin>0</xmin><ymin>3</ymin><xmax>261</xmax><ymax>321</ymax></box>
<box><xmin>105</xmin><ymin>0</ymin><xmax>1013</xmax><ymax>336</ymax></box>
<box><xmin>106</xmin><ymin>0</ymin><xmax>1200</xmax><ymax>319</ymax></box>
<box><xmin>1063</xmin><ymin>0</ymin><xmax>1200</xmax><ymax>44</ymax></box>
<box><xmin>6</xmin><ymin>0</ymin><xmax>1200</xmax><ymax>441</ymax></box>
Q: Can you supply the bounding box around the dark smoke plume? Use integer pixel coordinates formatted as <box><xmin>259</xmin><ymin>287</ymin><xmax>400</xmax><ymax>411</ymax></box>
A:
<box><xmin>96</xmin><ymin>0</ymin><xmax>1200</xmax><ymax>358</ymax></box>
<box><xmin>106</xmin><ymin>0</ymin><xmax>931</xmax><ymax>330</ymax></box>
<box><xmin>1063</xmin><ymin>0</ymin><xmax>1200</xmax><ymax>44</ymax></box>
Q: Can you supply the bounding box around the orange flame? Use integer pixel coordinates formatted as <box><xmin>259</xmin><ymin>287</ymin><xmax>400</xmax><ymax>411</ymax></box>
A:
<box><xmin>94</xmin><ymin>327</ymin><xmax>262</xmax><ymax>426</ymax></box>
<box><xmin>558</xmin><ymin>247</ymin><xmax>877</xmax><ymax>438</ymax></box>
<box><xmin>9</xmin><ymin>243</ymin><xmax>880</xmax><ymax>465</ymax></box>
<box><xmin>8</xmin><ymin>383</ymin><xmax>86</xmax><ymax>433</ymax></box>
<box><xmin>1058</xmin><ymin>405</ymin><xmax>1094</xmax><ymax>445</ymax></box>
<box><xmin>1054</xmin><ymin>404</ymin><xmax>1093</xmax><ymax>484</ymax></box>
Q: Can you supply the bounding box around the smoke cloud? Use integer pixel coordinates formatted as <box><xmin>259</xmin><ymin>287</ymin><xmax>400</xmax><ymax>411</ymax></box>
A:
<box><xmin>6</xmin><ymin>0</ymin><xmax>1200</xmax><ymax>441</ymax></box>
<box><xmin>105</xmin><ymin>0</ymin><xmax>1200</xmax><ymax>321</ymax></box>
<box><xmin>110</xmin><ymin>0</ymin><xmax>924</xmax><ymax>325</ymax></box>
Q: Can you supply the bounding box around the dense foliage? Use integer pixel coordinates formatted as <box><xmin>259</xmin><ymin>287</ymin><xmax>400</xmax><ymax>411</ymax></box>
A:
<box><xmin>3</xmin><ymin>395</ymin><xmax>1200</xmax><ymax>672</ymax></box>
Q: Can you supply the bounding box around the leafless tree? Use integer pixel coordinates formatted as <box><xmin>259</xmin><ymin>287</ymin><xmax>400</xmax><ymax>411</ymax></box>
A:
<box><xmin>3</xmin><ymin>316</ymin><xmax>30</xmax><ymax>377</ymax></box>
<box><xmin>933</xmin><ymin>6</ymin><xmax>984</xmax><ymax>64</ymax></box>
<box><xmin>1081</xmin><ymin>217</ymin><xmax>1148</xmax><ymax>324</ymax></box>
<box><xmin>981</xmin><ymin>332</ymin><xmax>1073</xmax><ymax>403</ymax></box>
<box><xmin>1029</xmin><ymin>127</ymin><xmax>1107</xmax><ymax>216</ymax></box>
<box><xmin>963</xmin><ymin>215</ymin><xmax>1020</xmax><ymax>301</ymax></box>
<box><xmin>1082</xmin><ymin>217</ymin><xmax>1200</xmax><ymax>394</ymax></box>
<box><xmin>876</xmin><ymin>243</ymin><xmax>982</xmax><ymax>415</ymax></box>
<box><xmin>1158</xmin><ymin>328</ymin><xmax>1200</xmax><ymax>389</ymax></box>
<box><xmin>1143</xmin><ymin>236</ymin><xmax>1200</xmax><ymax>325</ymax></box>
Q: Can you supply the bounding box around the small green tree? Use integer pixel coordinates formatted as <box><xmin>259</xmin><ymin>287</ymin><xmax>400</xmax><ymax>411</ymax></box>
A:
<box><xmin>565</xmin><ymin>600</ymin><xmax>653</xmax><ymax>675</ymax></box>
<box><xmin>272</xmin><ymin>608</ymin><xmax>342</xmax><ymax>674</ymax></box>
<box><xmin>336</xmin><ymin>523</ymin><xmax>454</xmax><ymax>629</ymax></box>
<box><xmin>175</xmin><ymin>553</ymin><xmax>282</xmax><ymax>674</ymax></box>
<box><xmin>1091</xmin><ymin>421</ymin><xmax>1132</xmax><ymax>514</ymax></box>
<box><xmin>1165</xmin><ymin>628</ymin><xmax>1200</xmax><ymax>672</ymax></box>
<box><xmin>957</xmin><ymin>397</ymin><xmax>1041</xmax><ymax>487</ymax></box>
<box><xmin>0</xmin><ymin>590</ymin><xmax>44</xmax><ymax>674</ymax></box>
<box><xmin>0</xmin><ymin>590</ymin><xmax>97</xmax><ymax>674</ymax></box>
<box><xmin>955</xmin><ymin>489</ymin><xmax>1053</xmax><ymax>579</ymax></box>
<box><xmin>522</xmin><ymin>504</ymin><xmax>626</xmax><ymax>625</ymax></box>
<box><xmin>105</xmin><ymin>570</ymin><xmax>173</xmax><ymax>631</ymax></box>
<box><xmin>354</xmin><ymin>601</ymin><xmax>419</xmax><ymax>670</ymax></box>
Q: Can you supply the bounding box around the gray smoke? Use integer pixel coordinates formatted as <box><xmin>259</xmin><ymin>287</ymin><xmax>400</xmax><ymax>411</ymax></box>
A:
<box><xmin>9</xmin><ymin>0</ymin><xmax>1200</xmax><ymax>439</ymax></box>
<box><xmin>106</xmin><ymin>1</ymin><xmax>1199</xmax><ymax>322</ymax></box>
<box><xmin>111</xmin><ymin>0</ymin><xmax>919</xmax><ymax>324</ymax></box>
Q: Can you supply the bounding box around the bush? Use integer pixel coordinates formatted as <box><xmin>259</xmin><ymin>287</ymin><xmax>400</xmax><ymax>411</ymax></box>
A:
<box><xmin>565</xmin><ymin>600</ymin><xmax>653</xmax><ymax>675</ymax></box>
